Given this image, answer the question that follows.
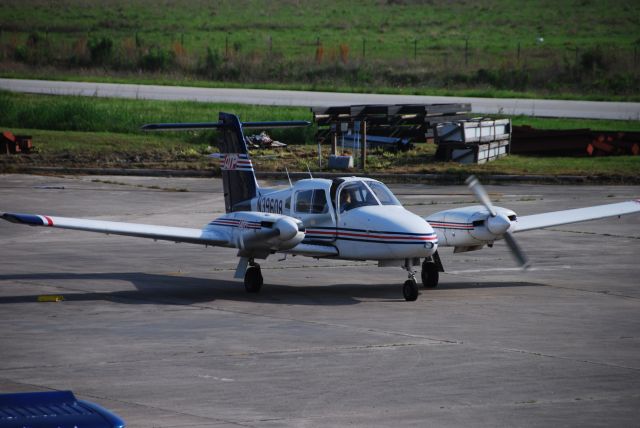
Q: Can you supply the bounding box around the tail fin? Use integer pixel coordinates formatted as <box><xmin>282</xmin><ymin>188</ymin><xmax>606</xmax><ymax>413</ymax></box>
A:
<box><xmin>217</xmin><ymin>112</ymin><xmax>258</xmax><ymax>212</ymax></box>
<box><xmin>141</xmin><ymin>112</ymin><xmax>310</xmax><ymax>213</ymax></box>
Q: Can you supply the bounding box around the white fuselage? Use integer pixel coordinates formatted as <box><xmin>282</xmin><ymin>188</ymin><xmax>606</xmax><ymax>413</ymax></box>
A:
<box><xmin>250</xmin><ymin>177</ymin><xmax>438</xmax><ymax>261</ymax></box>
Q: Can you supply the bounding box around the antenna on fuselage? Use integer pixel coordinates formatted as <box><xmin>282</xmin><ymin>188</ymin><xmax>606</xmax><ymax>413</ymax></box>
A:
<box><xmin>306</xmin><ymin>164</ymin><xmax>313</xmax><ymax>179</ymax></box>
<box><xmin>285</xmin><ymin>167</ymin><xmax>293</xmax><ymax>188</ymax></box>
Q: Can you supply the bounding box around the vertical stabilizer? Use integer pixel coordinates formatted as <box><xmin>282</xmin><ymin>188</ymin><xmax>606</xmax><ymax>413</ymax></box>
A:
<box><xmin>217</xmin><ymin>113</ymin><xmax>259</xmax><ymax>212</ymax></box>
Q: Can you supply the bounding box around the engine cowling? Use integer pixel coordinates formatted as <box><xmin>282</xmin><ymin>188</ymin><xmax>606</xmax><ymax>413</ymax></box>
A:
<box><xmin>426</xmin><ymin>205</ymin><xmax>517</xmax><ymax>248</ymax></box>
<box><xmin>208</xmin><ymin>211</ymin><xmax>305</xmax><ymax>252</ymax></box>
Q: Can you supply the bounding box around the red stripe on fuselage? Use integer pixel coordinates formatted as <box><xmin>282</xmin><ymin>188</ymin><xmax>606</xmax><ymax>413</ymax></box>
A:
<box><xmin>44</xmin><ymin>216</ymin><xmax>53</xmax><ymax>226</ymax></box>
<box><xmin>306</xmin><ymin>229</ymin><xmax>437</xmax><ymax>241</ymax></box>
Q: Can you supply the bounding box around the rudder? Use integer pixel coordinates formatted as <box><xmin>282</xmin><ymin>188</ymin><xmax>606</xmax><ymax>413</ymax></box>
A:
<box><xmin>217</xmin><ymin>113</ymin><xmax>259</xmax><ymax>213</ymax></box>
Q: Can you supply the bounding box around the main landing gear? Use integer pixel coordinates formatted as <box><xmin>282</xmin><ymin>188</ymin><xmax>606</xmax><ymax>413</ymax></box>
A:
<box><xmin>421</xmin><ymin>252</ymin><xmax>442</xmax><ymax>289</ymax></box>
<box><xmin>244</xmin><ymin>260</ymin><xmax>263</xmax><ymax>293</ymax></box>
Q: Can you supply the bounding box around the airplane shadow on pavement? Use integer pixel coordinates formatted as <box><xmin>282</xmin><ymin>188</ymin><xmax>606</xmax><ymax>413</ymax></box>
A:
<box><xmin>0</xmin><ymin>272</ymin><xmax>545</xmax><ymax>306</ymax></box>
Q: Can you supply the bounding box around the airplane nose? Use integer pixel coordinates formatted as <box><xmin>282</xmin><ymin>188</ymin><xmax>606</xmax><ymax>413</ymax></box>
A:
<box><xmin>393</xmin><ymin>211</ymin><xmax>438</xmax><ymax>252</ymax></box>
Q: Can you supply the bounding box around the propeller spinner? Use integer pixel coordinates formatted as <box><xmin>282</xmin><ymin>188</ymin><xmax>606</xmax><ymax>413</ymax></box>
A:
<box><xmin>465</xmin><ymin>175</ymin><xmax>530</xmax><ymax>269</ymax></box>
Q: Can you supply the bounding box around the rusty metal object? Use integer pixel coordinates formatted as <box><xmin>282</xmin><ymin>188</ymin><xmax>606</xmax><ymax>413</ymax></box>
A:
<box><xmin>1</xmin><ymin>131</ymin><xmax>33</xmax><ymax>154</ymax></box>
<box><xmin>511</xmin><ymin>126</ymin><xmax>640</xmax><ymax>156</ymax></box>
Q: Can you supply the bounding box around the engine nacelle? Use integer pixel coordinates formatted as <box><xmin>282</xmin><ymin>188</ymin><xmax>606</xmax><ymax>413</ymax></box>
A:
<box><xmin>208</xmin><ymin>211</ymin><xmax>305</xmax><ymax>253</ymax></box>
<box><xmin>426</xmin><ymin>205</ymin><xmax>517</xmax><ymax>248</ymax></box>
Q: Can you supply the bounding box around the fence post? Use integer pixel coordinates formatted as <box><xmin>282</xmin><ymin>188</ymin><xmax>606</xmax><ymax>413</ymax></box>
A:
<box><xmin>360</xmin><ymin>120</ymin><xmax>367</xmax><ymax>170</ymax></box>
<box><xmin>464</xmin><ymin>38</ymin><xmax>468</xmax><ymax>67</ymax></box>
<box><xmin>332</xmin><ymin>130</ymin><xmax>337</xmax><ymax>155</ymax></box>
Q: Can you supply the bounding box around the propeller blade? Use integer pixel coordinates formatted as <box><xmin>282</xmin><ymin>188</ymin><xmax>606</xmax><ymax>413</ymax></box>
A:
<box><xmin>465</xmin><ymin>175</ymin><xmax>530</xmax><ymax>269</ymax></box>
<box><xmin>465</xmin><ymin>175</ymin><xmax>497</xmax><ymax>217</ymax></box>
<box><xmin>503</xmin><ymin>232</ymin><xmax>530</xmax><ymax>269</ymax></box>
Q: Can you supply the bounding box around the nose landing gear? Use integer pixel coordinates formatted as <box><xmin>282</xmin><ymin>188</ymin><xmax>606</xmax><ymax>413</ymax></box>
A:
<box><xmin>402</xmin><ymin>259</ymin><xmax>419</xmax><ymax>301</ymax></box>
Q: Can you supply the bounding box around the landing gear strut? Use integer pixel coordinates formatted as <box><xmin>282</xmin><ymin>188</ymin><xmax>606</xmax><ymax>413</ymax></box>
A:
<box><xmin>244</xmin><ymin>260</ymin><xmax>263</xmax><ymax>293</ymax></box>
<box><xmin>402</xmin><ymin>260</ymin><xmax>419</xmax><ymax>301</ymax></box>
<box><xmin>421</xmin><ymin>252</ymin><xmax>443</xmax><ymax>288</ymax></box>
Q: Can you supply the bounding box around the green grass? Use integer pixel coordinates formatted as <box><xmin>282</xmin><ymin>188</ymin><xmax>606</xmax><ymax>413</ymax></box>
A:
<box><xmin>0</xmin><ymin>90</ymin><xmax>314</xmax><ymax>143</ymax></box>
<box><xmin>484</xmin><ymin>154</ymin><xmax>640</xmax><ymax>177</ymax></box>
<box><xmin>3</xmin><ymin>91</ymin><xmax>640</xmax><ymax>139</ymax></box>
<box><xmin>1</xmin><ymin>0</ymin><xmax>638</xmax><ymax>98</ymax></box>
<box><xmin>2</xmin><ymin>0</ymin><xmax>636</xmax><ymax>60</ymax></box>
<box><xmin>1</xmin><ymin>91</ymin><xmax>638</xmax><ymax>178</ymax></box>
<box><xmin>509</xmin><ymin>116</ymin><xmax>640</xmax><ymax>132</ymax></box>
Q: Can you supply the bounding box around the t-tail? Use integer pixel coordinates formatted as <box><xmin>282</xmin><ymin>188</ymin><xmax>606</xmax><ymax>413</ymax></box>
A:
<box><xmin>142</xmin><ymin>112</ymin><xmax>310</xmax><ymax>212</ymax></box>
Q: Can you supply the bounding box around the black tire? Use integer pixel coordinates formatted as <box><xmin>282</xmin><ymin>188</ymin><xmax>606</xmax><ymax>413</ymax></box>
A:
<box><xmin>403</xmin><ymin>279</ymin><xmax>419</xmax><ymax>301</ymax></box>
<box><xmin>421</xmin><ymin>261</ymin><xmax>439</xmax><ymax>288</ymax></box>
<box><xmin>244</xmin><ymin>266</ymin><xmax>263</xmax><ymax>293</ymax></box>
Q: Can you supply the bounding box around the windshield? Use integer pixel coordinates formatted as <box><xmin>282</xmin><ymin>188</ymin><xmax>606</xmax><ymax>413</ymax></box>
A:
<box><xmin>338</xmin><ymin>181</ymin><xmax>378</xmax><ymax>213</ymax></box>
<box><xmin>366</xmin><ymin>181</ymin><xmax>401</xmax><ymax>206</ymax></box>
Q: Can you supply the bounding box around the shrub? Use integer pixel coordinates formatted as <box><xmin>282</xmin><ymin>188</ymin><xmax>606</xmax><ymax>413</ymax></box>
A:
<box><xmin>139</xmin><ymin>46</ymin><xmax>174</xmax><ymax>71</ymax></box>
<box><xmin>87</xmin><ymin>37</ymin><xmax>114</xmax><ymax>65</ymax></box>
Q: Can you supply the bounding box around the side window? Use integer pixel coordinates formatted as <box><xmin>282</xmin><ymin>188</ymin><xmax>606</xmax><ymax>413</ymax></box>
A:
<box><xmin>295</xmin><ymin>189</ymin><xmax>328</xmax><ymax>214</ymax></box>
<box><xmin>311</xmin><ymin>190</ymin><xmax>328</xmax><ymax>214</ymax></box>
<box><xmin>285</xmin><ymin>196</ymin><xmax>291</xmax><ymax>210</ymax></box>
<box><xmin>295</xmin><ymin>190</ymin><xmax>312</xmax><ymax>213</ymax></box>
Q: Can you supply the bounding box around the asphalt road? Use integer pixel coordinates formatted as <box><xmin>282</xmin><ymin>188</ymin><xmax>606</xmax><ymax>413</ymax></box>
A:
<box><xmin>2</xmin><ymin>78</ymin><xmax>639</xmax><ymax>120</ymax></box>
<box><xmin>1</xmin><ymin>174</ymin><xmax>640</xmax><ymax>427</ymax></box>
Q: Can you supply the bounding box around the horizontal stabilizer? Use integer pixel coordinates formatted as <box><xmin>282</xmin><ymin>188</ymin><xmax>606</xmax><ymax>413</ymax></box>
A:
<box><xmin>142</xmin><ymin>120</ymin><xmax>310</xmax><ymax>131</ymax></box>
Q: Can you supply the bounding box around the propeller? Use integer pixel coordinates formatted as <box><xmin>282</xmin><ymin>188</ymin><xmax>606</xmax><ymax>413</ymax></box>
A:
<box><xmin>465</xmin><ymin>175</ymin><xmax>530</xmax><ymax>269</ymax></box>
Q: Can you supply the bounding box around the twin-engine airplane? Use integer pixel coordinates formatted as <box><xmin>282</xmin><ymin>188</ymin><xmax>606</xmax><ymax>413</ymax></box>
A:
<box><xmin>3</xmin><ymin>113</ymin><xmax>640</xmax><ymax>301</ymax></box>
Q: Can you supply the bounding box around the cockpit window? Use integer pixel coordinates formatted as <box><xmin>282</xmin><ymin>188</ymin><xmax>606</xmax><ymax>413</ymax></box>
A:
<box><xmin>366</xmin><ymin>181</ymin><xmax>401</xmax><ymax>206</ymax></box>
<box><xmin>339</xmin><ymin>182</ymin><xmax>378</xmax><ymax>213</ymax></box>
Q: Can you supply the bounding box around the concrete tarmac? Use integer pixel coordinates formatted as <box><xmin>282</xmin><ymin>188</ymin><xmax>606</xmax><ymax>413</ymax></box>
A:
<box><xmin>1</xmin><ymin>174</ymin><xmax>640</xmax><ymax>427</ymax></box>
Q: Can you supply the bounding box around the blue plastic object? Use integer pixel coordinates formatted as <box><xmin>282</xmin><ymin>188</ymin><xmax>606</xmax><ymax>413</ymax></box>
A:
<box><xmin>0</xmin><ymin>391</ymin><xmax>126</xmax><ymax>428</ymax></box>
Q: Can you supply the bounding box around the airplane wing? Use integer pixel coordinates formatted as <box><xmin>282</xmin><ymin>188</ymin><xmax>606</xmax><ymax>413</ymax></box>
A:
<box><xmin>512</xmin><ymin>200</ymin><xmax>640</xmax><ymax>233</ymax></box>
<box><xmin>1</xmin><ymin>212</ymin><xmax>228</xmax><ymax>246</ymax></box>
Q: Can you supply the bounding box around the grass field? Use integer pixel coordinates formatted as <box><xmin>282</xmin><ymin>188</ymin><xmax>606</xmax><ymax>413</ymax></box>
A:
<box><xmin>1</xmin><ymin>91</ymin><xmax>639</xmax><ymax>179</ymax></box>
<box><xmin>1</xmin><ymin>0</ymin><xmax>638</xmax><ymax>98</ymax></box>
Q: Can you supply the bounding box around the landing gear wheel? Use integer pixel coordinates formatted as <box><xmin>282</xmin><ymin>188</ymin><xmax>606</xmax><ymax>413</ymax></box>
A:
<box><xmin>403</xmin><ymin>278</ymin><xmax>419</xmax><ymax>301</ymax></box>
<box><xmin>421</xmin><ymin>261</ymin><xmax>439</xmax><ymax>288</ymax></box>
<box><xmin>244</xmin><ymin>265</ymin><xmax>263</xmax><ymax>293</ymax></box>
